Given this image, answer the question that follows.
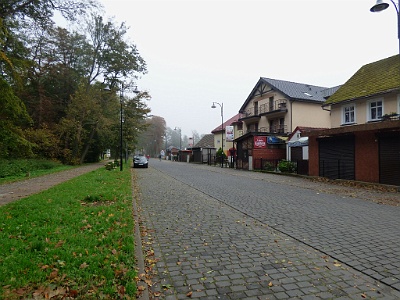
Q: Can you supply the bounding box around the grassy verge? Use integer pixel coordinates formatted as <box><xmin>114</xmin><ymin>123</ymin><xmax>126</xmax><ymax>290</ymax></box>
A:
<box><xmin>0</xmin><ymin>166</ymin><xmax>136</xmax><ymax>299</ymax></box>
<box><xmin>0</xmin><ymin>159</ymin><xmax>75</xmax><ymax>184</ymax></box>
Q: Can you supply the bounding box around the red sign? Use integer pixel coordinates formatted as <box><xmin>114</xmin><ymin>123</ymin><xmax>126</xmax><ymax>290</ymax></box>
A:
<box><xmin>254</xmin><ymin>136</ymin><xmax>267</xmax><ymax>148</ymax></box>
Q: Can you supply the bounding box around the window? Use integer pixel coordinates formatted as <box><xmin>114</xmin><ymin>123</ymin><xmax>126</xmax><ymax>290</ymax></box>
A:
<box><xmin>254</xmin><ymin>102</ymin><xmax>258</xmax><ymax>115</ymax></box>
<box><xmin>397</xmin><ymin>94</ymin><xmax>400</xmax><ymax>114</ymax></box>
<box><xmin>342</xmin><ymin>104</ymin><xmax>355</xmax><ymax>124</ymax></box>
<box><xmin>269</xmin><ymin>97</ymin><xmax>274</xmax><ymax>111</ymax></box>
<box><xmin>368</xmin><ymin>99</ymin><xmax>383</xmax><ymax>121</ymax></box>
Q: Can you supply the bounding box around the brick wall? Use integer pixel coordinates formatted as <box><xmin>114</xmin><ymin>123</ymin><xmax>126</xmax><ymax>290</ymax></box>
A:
<box><xmin>355</xmin><ymin>132</ymin><xmax>379</xmax><ymax>183</ymax></box>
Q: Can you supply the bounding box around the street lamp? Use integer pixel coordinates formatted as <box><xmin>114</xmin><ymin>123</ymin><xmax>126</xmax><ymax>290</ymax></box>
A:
<box><xmin>119</xmin><ymin>87</ymin><xmax>123</xmax><ymax>171</ymax></box>
<box><xmin>117</xmin><ymin>84</ymin><xmax>139</xmax><ymax>171</ymax></box>
<box><xmin>370</xmin><ymin>0</ymin><xmax>400</xmax><ymax>54</ymax></box>
<box><xmin>211</xmin><ymin>102</ymin><xmax>224</xmax><ymax>168</ymax></box>
<box><xmin>174</xmin><ymin>127</ymin><xmax>182</xmax><ymax>161</ymax></box>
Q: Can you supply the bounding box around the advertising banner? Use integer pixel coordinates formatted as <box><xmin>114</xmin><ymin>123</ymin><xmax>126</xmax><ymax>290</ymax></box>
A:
<box><xmin>226</xmin><ymin>126</ymin><xmax>234</xmax><ymax>142</ymax></box>
<box><xmin>254</xmin><ymin>136</ymin><xmax>267</xmax><ymax>148</ymax></box>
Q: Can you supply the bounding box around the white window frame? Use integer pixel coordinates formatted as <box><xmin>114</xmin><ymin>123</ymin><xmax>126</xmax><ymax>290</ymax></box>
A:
<box><xmin>342</xmin><ymin>103</ymin><xmax>356</xmax><ymax>125</ymax></box>
<box><xmin>367</xmin><ymin>98</ymin><xmax>383</xmax><ymax>121</ymax></box>
<box><xmin>397</xmin><ymin>94</ymin><xmax>400</xmax><ymax>114</ymax></box>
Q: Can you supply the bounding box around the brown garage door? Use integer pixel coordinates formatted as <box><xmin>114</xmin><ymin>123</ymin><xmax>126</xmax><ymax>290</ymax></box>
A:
<box><xmin>319</xmin><ymin>135</ymin><xmax>355</xmax><ymax>180</ymax></box>
<box><xmin>379</xmin><ymin>133</ymin><xmax>400</xmax><ymax>186</ymax></box>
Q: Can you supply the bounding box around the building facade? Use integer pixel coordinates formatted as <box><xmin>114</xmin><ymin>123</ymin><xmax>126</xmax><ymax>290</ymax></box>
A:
<box><xmin>307</xmin><ymin>55</ymin><xmax>400</xmax><ymax>185</ymax></box>
<box><xmin>235</xmin><ymin>77</ymin><xmax>338</xmax><ymax>170</ymax></box>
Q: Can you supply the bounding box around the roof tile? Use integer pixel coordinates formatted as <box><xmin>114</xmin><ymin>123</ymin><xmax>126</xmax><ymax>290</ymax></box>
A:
<box><xmin>325</xmin><ymin>55</ymin><xmax>400</xmax><ymax>105</ymax></box>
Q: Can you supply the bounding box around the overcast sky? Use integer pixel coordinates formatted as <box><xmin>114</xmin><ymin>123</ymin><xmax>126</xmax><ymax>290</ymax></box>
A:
<box><xmin>98</xmin><ymin>0</ymin><xmax>398</xmax><ymax>137</ymax></box>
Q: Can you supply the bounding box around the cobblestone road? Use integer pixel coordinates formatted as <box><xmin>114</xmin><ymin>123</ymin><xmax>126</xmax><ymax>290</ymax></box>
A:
<box><xmin>135</xmin><ymin>160</ymin><xmax>400</xmax><ymax>299</ymax></box>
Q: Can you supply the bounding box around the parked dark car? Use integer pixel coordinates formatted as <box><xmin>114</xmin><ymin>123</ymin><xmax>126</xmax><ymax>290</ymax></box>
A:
<box><xmin>133</xmin><ymin>156</ymin><xmax>148</xmax><ymax>168</ymax></box>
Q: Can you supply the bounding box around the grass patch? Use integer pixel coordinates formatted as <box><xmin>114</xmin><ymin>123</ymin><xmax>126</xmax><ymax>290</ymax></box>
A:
<box><xmin>0</xmin><ymin>159</ymin><xmax>74</xmax><ymax>184</ymax></box>
<box><xmin>0</xmin><ymin>167</ymin><xmax>136</xmax><ymax>299</ymax></box>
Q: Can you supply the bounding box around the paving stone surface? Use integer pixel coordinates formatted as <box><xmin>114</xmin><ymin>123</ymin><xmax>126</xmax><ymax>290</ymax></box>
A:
<box><xmin>135</xmin><ymin>160</ymin><xmax>400</xmax><ymax>299</ymax></box>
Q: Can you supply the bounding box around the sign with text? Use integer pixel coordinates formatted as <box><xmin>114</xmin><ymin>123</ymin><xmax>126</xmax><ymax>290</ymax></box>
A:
<box><xmin>226</xmin><ymin>126</ymin><xmax>234</xmax><ymax>142</ymax></box>
<box><xmin>254</xmin><ymin>136</ymin><xmax>267</xmax><ymax>148</ymax></box>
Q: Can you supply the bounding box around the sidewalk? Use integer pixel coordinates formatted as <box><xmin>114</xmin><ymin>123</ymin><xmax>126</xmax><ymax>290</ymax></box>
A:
<box><xmin>135</xmin><ymin>164</ymin><xmax>400</xmax><ymax>300</ymax></box>
<box><xmin>0</xmin><ymin>161</ymin><xmax>108</xmax><ymax>206</ymax></box>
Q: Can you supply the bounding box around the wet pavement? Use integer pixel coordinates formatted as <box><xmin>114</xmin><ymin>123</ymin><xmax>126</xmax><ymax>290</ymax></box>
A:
<box><xmin>135</xmin><ymin>160</ymin><xmax>400</xmax><ymax>299</ymax></box>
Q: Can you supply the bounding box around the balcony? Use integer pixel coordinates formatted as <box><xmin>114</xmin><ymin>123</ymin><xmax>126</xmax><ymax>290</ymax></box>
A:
<box><xmin>240</xmin><ymin>99</ymin><xmax>288</xmax><ymax>122</ymax></box>
<box><xmin>241</xmin><ymin>107</ymin><xmax>260</xmax><ymax>118</ymax></box>
<box><xmin>269</xmin><ymin>124</ymin><xmax>287</xmax><ymax>134</ymax></box>
<box><xmin>245</xmin><ymin>125</ymin><xmax>288</xmax><ymax>134</ymax></box>
<box><xmin>259</xmin><ymin>99</ymin><xmax>288</xmax><ymax>116</ymax></box>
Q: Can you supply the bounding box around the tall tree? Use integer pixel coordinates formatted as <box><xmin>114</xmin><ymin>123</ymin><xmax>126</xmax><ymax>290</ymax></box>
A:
<box><xmin>137</xmin><ymin>116</ymin><xmax>166</xmax><ymax>157</ymax></box>
<box><xmin>122</xmin><ymin>91</ymin><xmax>151</xmax><ymax>157</ymax></box>
<box><xmin>85</xmin><ymin>14</ymin><xmax>147</xmax><ymax>86</ymax></box>
<box><xmin>21</xmin><ymin>24</ymin><xmax>88</xmax><ymax>127</ymax></box>
<box><xmin>0</xmin><ymin>77</ymin><xmax>33</xmax><ymax>158</ymax></box>
<box><xmin>0</xmin><ymin>0</ymin><xmax>96</xmax><ymax>160</ymax></box>
<box><xmin>58</xmin><ymin>82</ymin><xmax>108</xmax><ymax>164</ymax></box>
<box><xmin>0</xmin><ymin>0</ymin><xmax>95</xmax><ymax>22</ymax></box>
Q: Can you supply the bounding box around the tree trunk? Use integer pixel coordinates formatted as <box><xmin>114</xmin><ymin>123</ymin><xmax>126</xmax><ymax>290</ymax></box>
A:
<box><xmin>80</xmin><ymin>123</ymin><xmax>97</xmax><ymax>164</ymax></box>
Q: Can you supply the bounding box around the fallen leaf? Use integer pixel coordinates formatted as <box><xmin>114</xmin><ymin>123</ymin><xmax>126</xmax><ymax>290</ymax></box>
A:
<box><xmin>268</xmin><ymin>282</ymin><xmax>273</xmax><ymax>287</ymax></box>
<box><xmin>80</xmin><ymin>262</ymin><xmax>89</xmax><ymax>269</ymax></box>
<box><xmin>55</xmin><ymin>240</ymin><xmax>64</xmax><ymax>248</ymax></box>
<box><xmin>49</xmin><ymin>269</ymin><xmax>59</xmax><ymax>279</ymax></box>
<box><xmin>118</xmin><ymin>285</ymin><xmax>125</xmax><ymax>295</ymax></box>
<box><xmin>69</xmin><ymin>289</ymin><xmax>78</xmax><ymax>298</ymax></box>
<box><xmin>334</xmin><ymin>263</ymin><xmax>341</xmax><ymax>267</ymax></box>
<box><xmin>186</xmin><ymin>291</ymin><xmax>193</xmax><ymax>297</ymax></box>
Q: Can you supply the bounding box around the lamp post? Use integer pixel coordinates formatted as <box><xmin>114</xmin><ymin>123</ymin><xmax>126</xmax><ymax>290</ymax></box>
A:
<box><xmin>370</xmin><ymin>0</ymin><xmax>400</xmax><ymax>54</ymax></box>
<box><xmin>174</xmin><ymin>127</ymin><xmax>182</xmax><ymax>161</ymax></box>
<box><xmin>116</xmin><ymin>84</ymin><xmax>139</xmax><ymax>171</ymax></box>
<box><xmin>119</xmin><ymin>88</ymin><xmax>123</xmax><ymax>171</ymax></box>
<box><xmin>211</xmin><ymin>102</ymin><xmax>224</xmax><ymax>168</ymax></box>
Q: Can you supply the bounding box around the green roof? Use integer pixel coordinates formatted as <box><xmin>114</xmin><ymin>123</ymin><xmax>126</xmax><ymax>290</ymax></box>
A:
<box><xmin>325</xmin><ymin>54</ymin><xmax>400</xmax><ymax>105</ymax></box>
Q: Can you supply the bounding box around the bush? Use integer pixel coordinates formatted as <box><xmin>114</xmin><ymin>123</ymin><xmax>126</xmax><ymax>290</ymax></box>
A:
<box><xmin>216</xmin><ymin>147</ymin><xmax>226</xmax><ymax>159</ymax></box>
<box><xmin>264</xmin><ymin>161</ymin><xmax>276</xmax><ymax>171</ymax></box>
<box><xmin>278</xmin><ymin>160</ymin><xmax>297</xmax><ymax>173</ymax></box>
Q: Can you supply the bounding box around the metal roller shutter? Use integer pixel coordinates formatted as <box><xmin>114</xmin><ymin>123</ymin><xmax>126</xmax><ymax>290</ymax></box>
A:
<box><xmin>319</xmin><ymin>135</ymin><xmax>355</xmax><ymax>180</ymax></box>
<box><xmin>379</xmin><ymin>133</ymin><xmax>400</xmax><ymax>186</ymax></box>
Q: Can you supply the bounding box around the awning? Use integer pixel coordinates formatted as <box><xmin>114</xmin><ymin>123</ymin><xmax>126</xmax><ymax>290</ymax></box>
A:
<box><xmin>267</xmin><ymin>136</ymin><xmax>286</xmax><ymax>144</ymax></box>
<box><xmin>288</xmin><ymin>137</ymin><xmax>308</xmax><ymax>147</ymax></box>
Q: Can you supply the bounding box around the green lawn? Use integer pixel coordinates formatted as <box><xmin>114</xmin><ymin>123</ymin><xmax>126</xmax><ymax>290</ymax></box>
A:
<box><xmin>0</xmin><ymin>166</ymin><xmax>137</xmax><ymax>299</ymax></box>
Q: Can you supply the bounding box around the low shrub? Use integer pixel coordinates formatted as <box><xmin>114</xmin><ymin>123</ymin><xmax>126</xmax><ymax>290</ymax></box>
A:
<box><xmin>278</xmin><ymin>160</ymin><xmax>297</xmax><ymax>173</ymax></box>
<box><xmin>263</xmin><ymin>161</ymin><xmax>277</xmax><ymax>171</ymax></box>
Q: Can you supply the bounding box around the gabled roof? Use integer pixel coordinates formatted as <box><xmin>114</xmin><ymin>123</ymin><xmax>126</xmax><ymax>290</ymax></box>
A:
<box><xmin>288</xmin><ymin>126</ymin><xmax>329</xmax><ymax>140</ymax></box>
<box><xmin>240</xmin><ymin>77</ymin><xmax>337</xmax><ymax>112</ymax></box>
<box><xmin>211</xmin><ymin>113</ymin><xmax>243</xmax><ymax>133</ymax></box>
<box><xmin>325</xmin><ymin>54</ymin><xmax>400</xmax><ymax>105</ymax></box>
<box><xmin>194</xmin><ymin>134</ymin><xmax>214</xmax><ymax>148</ymax></box>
